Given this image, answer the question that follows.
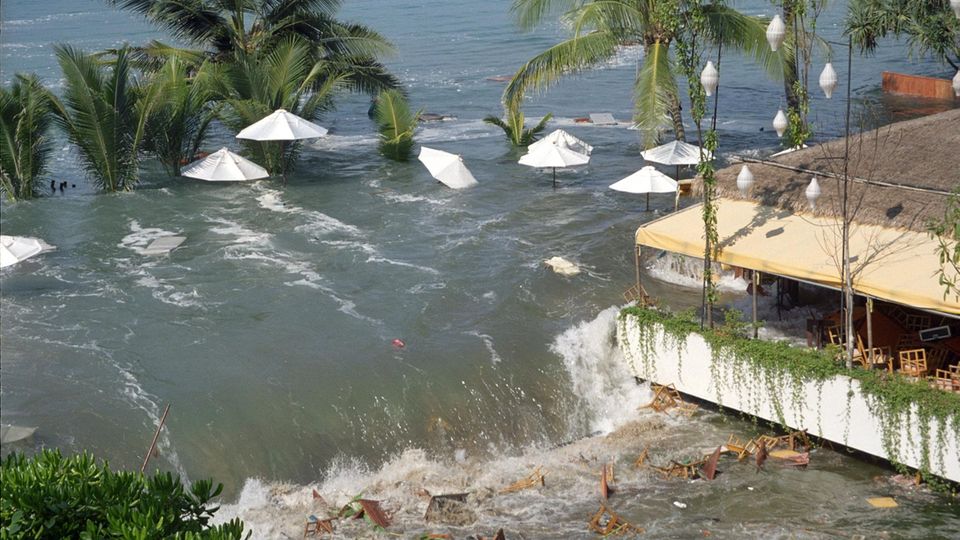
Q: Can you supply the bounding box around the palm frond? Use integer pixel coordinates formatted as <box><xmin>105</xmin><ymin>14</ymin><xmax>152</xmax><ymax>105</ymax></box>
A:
<box><xmin>633</xmin><ymin>39</ymin><xmax>676</xmax><ymax>149</ymax></box>
<box><xmin>0</xmin><ymin>74</ymin><xmax>56</xmax><ymax>200</ymax></box>
<box><xmin>374</xmin><ymin>89</ymin><xmax>419</xmax><ymax>161</ymax></box>
<box><xmin>512</xmin><ymin>0</ymin><xmax>583</xmax><ymax>31</ymax></box>
<box><xmin>703</xmin><ymin>7</ymin><xmax>786</xmax><ymax>81</ymax></box>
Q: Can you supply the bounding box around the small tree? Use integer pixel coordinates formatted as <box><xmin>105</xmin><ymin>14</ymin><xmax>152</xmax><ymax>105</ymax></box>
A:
<box><xmin>0</xmin><ymin>74</ymin><xmax>56</xmax><ymax>201</ymax></box>
<box><xmin>51</xmin><ymin>45</ymin><xmax>159</xmax><ymax>192</ymax></box>
<box><xmin>930</xmin><ymin>186</ymin><xmax>960</xmax><ymax>302</ymax></box>
<box><xmin>373</xmin><ymin>89</ymin><xmax>420</xmax><ymax>161</ymax></box>
<box><xmin>0</xmin><ymin>449</ymin><xmax>247</xmax><ymax>539</ymax></box>
<box><xmin>484</xmin><ymin>105</ymin><xmax>552</xmax><ymax>147</ymax></box>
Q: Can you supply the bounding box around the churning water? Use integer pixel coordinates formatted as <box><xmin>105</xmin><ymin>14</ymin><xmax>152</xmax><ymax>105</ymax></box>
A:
<box><xmin>2</xmin><ymin>0</ymin><xmax>958</xmax><ymax>536</ymax></box>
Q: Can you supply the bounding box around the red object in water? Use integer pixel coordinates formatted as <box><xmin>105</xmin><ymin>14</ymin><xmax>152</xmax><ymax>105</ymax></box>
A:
<box><xmin>391</xmin><ymin>339</ymin><xmax>405</xmax><ymax>349</ymax></box>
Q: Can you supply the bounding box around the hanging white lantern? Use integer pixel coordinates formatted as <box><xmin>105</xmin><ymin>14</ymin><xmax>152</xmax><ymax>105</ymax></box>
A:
<box><xmin>819</xmin><ymin>63</ymin><xmax>838</xmax><ymax>99</ymax></box>
<box><xmin>773</xmin><ymin>109</ymin><xmax>788</xmax><ymax>138</ymax></box>
<box><xmin>805</xmin><ymin>176</ymin><xmax>821</xmax><ymax>209</ymax></box>
<box><xmin>736</xmin><ymin>165</ymin><xmax>755</xmax><ymax>196</ymax></box>
<box><xmin>951</xmin><ymin>0</ymin><xmax>960</xmax><ymax>19</ymax></box>
<box><xmin>766</xmin><ymin>15</ymin><xmax>786</xmax><ymax>52</ymax></box>
<box><xmin>700</xmin><ymin>61</ymin><xmax>719</xmax><ymax>97</ymax></box>
<box><xmin>953</xmin><ymin>69</ymin><xmax>960</xmax><ymax>98</ymax></box>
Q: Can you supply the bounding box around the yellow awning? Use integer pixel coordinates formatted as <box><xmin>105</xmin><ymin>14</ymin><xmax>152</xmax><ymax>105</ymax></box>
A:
<box><xmin>636</xmin><ymin>199</ymin><xmax>959</xmax><ymax>316</ymax></box>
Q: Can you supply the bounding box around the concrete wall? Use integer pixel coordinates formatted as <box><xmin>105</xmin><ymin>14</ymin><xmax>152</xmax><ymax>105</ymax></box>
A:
<box><xmin>617</xmin><ymin>314</ymin><xmax>960</xmax><ymax>483</ymax></box>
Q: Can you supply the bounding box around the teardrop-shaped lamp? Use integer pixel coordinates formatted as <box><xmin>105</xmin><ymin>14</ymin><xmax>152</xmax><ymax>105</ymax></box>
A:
<box><xmin>819</xmin><ymin>63</ymin><xmax>838</xmax><ymax>99</ymax></box>
<box><xmin>700</xmin><ymin>61</ymin><xmax>719</xmax><ymax>97</ymax></box>
<box><xmin>766</xmin><ymin>15</ymin><xmax>786</xmax><ymax>52</ymax></box>
<box><xmin>773</xmin><ymin>109</ymin><xmax>788</xmax><ymax>138</ymax></box>
<box><xmin>805</xmin><ymin>176</ymin><xmax>821</xmax><ymax>209</ymax></box>
<box><xmin>953</xmin><ymin>69</ymin><xmax>960</xmax><ymax>98</ymax></box>
<box><xmin>736</xmin><ymin>165</ymin><xmax>754</xmax><ymax>196</ymax></box>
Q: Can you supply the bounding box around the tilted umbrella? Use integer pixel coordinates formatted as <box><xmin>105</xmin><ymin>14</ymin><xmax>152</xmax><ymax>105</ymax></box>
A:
<box><xmin>519</xmin><ymin>143</ymin><xmax>590</xmax><ymax>187</ymax></box>
<box><xmin>180</xmin><ymin>147</ymin><xmax>269</xmax><ymax>182</ymax></box>
<box><xmin>528</xmin><ymin>129</ymin><xmax>593</xmax><ymax>156</ymax></box>
<box><xmin>609</xmin><ymin>166</ymin><xmax>679</xmax><ymax>211</ymax></box>
<box><xmin>1</xmin><ymin>235</ymin><xmax>55</xmax><ymax>269</ymax></box>
<box><xmin>236</xmin><ymin>109</ymin><xmax>328</xmax><ymax>180</ymax></box>
<box><xmin>641</xmin><ymin>140</ymin><xmax>714</xmax><ymax>202</ymax></box>
<box><xmin>418</xmin><ymin>147</ymin><xmax>479</xmax><ymax>189</ymax></box>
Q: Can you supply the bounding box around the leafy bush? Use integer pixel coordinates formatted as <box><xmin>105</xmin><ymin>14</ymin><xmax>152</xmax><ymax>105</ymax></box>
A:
<box><xmin>0</xmin><ymin>449</ymin><xmax>246</xmax><ymax>539</ymax></box>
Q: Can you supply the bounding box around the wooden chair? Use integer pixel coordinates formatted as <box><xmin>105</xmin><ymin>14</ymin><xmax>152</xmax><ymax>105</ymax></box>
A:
<box><xmin>896</xmin><ymin>332</ymin><xmax>923</xmax><ymax>351</ymax></box>
<box><xmin>926</xmin><ymin>347</ymin><xmax>949</xmax><ymax>371</ymax></box>
<box><xmin>898</xmin><ymin>349</ymin><xmax>928</xmax><ymax>378</ymax></box>
<box><xmin>931</xmin><ymin>369</ymin><xmax>960</xmax><ymax>393</ymax></box>
<box><xmin>904</xmin><ymin>313</ymin><xmax>932</xmax><ymax>332</ymax></box>
<box><xmin>826</xmin><ymin>325</ymin><xmax>845</xmax><ymax>347</ymax></box>
<box><xmin>855</xmin><ymin>334</ymin><xmax>893</xmax><ymax>371</ymax></box>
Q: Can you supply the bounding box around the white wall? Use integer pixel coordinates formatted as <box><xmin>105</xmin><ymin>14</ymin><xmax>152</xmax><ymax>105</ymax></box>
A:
<box><xmin>617</xmin><ymin>315</ymin><xmax>960</xmax><ymax>483</ymax></box>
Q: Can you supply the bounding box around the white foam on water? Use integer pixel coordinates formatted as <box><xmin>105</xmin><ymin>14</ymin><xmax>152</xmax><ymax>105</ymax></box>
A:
<box><xmin>647</xmin><ymin>252</ymin><xmax>747</xmax><ymax>292</ymax></box>
<box><xmin>255</xmin><ymin>189</ymin><xmax>361</xmax><ymax>236</ymax></box>
<box><xmin>207</xmin><ymin>217</ymin><xmax>271</xmax><ymax>244</ymax></box>
<box><xmin>416</xmin><ymin>119</ymin><xmax>500</xmax><ymax>143</ymax></box>
<box><xmin>118</xmin><ymin>220</ymin><xmax>181</xmax><ymax>255</ymax></box>
<box><xmin>376</xmin><ymin>192</ymin><xmax>446</xmax><ymax>206</ymax></box>
<box><xmin>464</xmin><ymin>331</ymin><xmax>502</xmax><ymax>364</ymax></box>
<box><xmin>550</xmin><ymin>306</ymin><xmax>652</xmax><ymax>435</ymax></box>
<box><xmin>307</xmin><ymin>134</ymin><xmax>378</xmax><ymax>150</ymax></box>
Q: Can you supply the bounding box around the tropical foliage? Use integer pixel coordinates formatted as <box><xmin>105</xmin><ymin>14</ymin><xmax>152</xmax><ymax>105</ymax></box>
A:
<box><xmin>0</xmin><ymin>449</ymin><xmax>246</xmax><ymax>539</ymax></box>
<box><xmin>846</xmin><ymin>0</ymin><xmax>960</xmax><ymax>69</ymax></box>
<box><xmin>484</xmin><ymin>105</ymin><xmax>552</xmax><ymax>147</ymax></box>
<box><xmin>51</xmin><ymin>45</ymin><xmax>159</xmax><ymax>192</ymax></box>
<box><xmin>929</xmin><ymin>186</ymin><xmax>960</xmax><ymax>302</ymax></box>
<box><xmin>505</xmin><ymin>0</ymin><xmax>782</xmax><ymax>147</ymax></box>
<box><xmin>0</xmin><ymin>74</ymin><xmax>56</xmax><ymax>201</ymax></box>
<box><xmin>373</xmin><ymin>89</ymin><xmax>420</xmax><ymax>161</ymax></box>
<box><xmin>105</xmin><ymin>0</ymin><xmax>401</xmax><ymax>94</ymax></box>
<box><xmin>213</xmin><ymin>37</ymin><xmax>345</xmax><ymax>175</ymax></box>
<box><xmin>142</xmin><ymin>55</ymin><xmax>221</xmax><ymax>176</ymax></box>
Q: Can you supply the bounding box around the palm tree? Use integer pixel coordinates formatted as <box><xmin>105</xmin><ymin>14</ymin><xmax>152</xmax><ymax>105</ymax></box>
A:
<box><xmin>505</xmin><ymin>0</ymin><xmax>781</xmax><ymax>147</ymax></box>
<box><xmin>846</xmin><ymin>0</ymin><xmax>959</xmax><ymax>69</ymax></box>
<box><xmin>105</xmin><ymin>0</ymin><xmax>401</xmax><ymax>93</ymax></box>
<box><xmin>484</xmin><ymin>105</ymin><xmax>552</xmax><ymax>147</ymax></box>
<box><xmin>51</xmin><ymin>45</ymin><xmax>160</xmax><ymax>191</ymax></box>
<box><xmin>373</xmin><ymin>89</ymin><xmax>421</xmax><ymax>161</ymax></box>
<box><xmin>213</xmin><ymin>37</ymin><xmax>346</xmax><ymax>175</ymax></box>
<box><xmin>142</xmin><ymin>55</ymin><xmax>220</xmax><ymax>176</ymax></box>
<box><xmin>0</xmin><ymin>74</ymin><xmax>56</xmax><ymax>201</ymax></box>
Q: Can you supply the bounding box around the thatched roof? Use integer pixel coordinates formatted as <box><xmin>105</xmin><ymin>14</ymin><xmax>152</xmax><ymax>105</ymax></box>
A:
<box><xmin>699</xmin><ymin>107</ymin><xmax>959</xmax><ymax>232</ymax></box>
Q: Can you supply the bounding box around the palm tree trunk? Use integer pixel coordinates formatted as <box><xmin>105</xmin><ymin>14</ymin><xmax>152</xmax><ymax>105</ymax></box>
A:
<box><xmin>668</xmin><ymin>94</ymin><xmax>685</xmax><ymax>142</ymax></box>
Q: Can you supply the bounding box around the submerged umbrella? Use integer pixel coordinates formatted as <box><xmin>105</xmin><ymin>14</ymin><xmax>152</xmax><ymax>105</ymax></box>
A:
<box><xmin>609</xmin><ymin>166</ymin><xmax>679</xmax><ymax>211</ymax></box>
<box><xmin>641</xmin><ymin>139</ymin><xmax>713</xmax><ymax>196</ymax></box>
<box><xmin>418</xmin><ymin>147</ymin><xmax>479</xmax><ymax>189</ymax></box>
<box><xmin>528</xmin><ymin>129</ymin><xmax>593</xmax><ymax>156</ymax></box>
<box><xmin>519</xmin><ymin>143</ymin><xmax>590</xmax><ymax>187</ymax></box>
<box><xmin>1</xmin><ymin>235</ymin><xmax>55</xmax><ymax>269</ymax></box>
<box><xmin>180</xmin><ymin>147</ymin><xmax>269</xmax><ymax>182</ymax></box>
<box><xmin>236</xmin><ymin>109</ymin><xmax>328</xmax><ymax>180</ymax></box>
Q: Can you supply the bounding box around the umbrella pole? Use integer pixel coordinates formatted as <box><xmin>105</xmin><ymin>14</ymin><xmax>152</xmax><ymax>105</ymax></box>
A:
<box><xmin>645</xmin><ymin>192</ymin><xmax>650</xmax><ymax>211</ymax></box>
<box><xmin>280</xmin><ymin>141</ymin><xmax>287</xmax><ymax>184</ymax></box>
<box><xmin>552</xmin><ymin>168</ymin><xmax>557</xmax><ymax>188</ymax></box>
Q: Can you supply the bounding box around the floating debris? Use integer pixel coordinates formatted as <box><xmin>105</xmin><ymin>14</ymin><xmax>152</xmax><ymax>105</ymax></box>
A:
<box><xmin>726</xmin><ymin>430</ymin><xmax>811</xmax><ymax>461</ymax></box>
<box><xmin>867</xmin><ymin>497</ymin><xmax>898</xmax><ymax>508</ymax></box>
<box><xmin>588</xmin><ymin>505</ymin><xmax>643</xmax><ymax>536</ymax></box>
<box><xmin>303</xmin><ymin>514</ymin><xmax>335</xmax><ymax>536</ymax></box>
<box><xmin>499</xmin><ymin>466</ymin><xmax>546</xmax><ymax>494</ymax></box>
<box><xmin>424</xmin><ymin>493</ymin><xmax>476</xmax><ymax>526</ymax></box>
<box><xmin>755</xmin><ymin>440</ymin><xmax>768</xmax><ymax>472</ymax></box>
<box><xmin>701</xmin><ymin>446</ymin><xmax>722</xmax><ymax>481</ymax></box>
<box><xmin>339</xmin><ymin>498</ymin><xmax>391</xmax><ymax>529</ymax></box>
<box><xmin>600</xmin><ymin>463</ymin><xmax>615</xmax><ymax>500</ymax></box>
<box><xmin>544</xmin><ymin>256</ymin><xmax>580</xmax><ymax>276</ymax></box>
<box><xmin>673</xmin><ymin>501</ymin><xmax>687</xmax><ymax>509</ymax></box>
<box><xmin>645</xmin><ymin>384</ymin><xmax>697</xmax><ymax>415</ymax></box>
<box><xmin>633</xmin><ymin>447</ymin><xmax>649</xmax><ymax>468</ymax></box>
<box><xmin>651</xmin><ymin>459</ymin><xmax>705</xmax><ymax>480</ymax></box>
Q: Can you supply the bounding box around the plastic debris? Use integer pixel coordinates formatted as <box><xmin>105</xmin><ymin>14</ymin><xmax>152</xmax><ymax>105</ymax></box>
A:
<box><xmin>673</xmin><ymin>501</ymin><xmax>687</xmax><ymax>509</ymax></box>
<box><xmin>392</xmin><ymin>338</ymin><xmax>406</xmax><ymax>349</ymax></box>
<box><xmin>544</xmin><ymin>256</ymin><xmax>581</xmax><ymax>276</ymax></box>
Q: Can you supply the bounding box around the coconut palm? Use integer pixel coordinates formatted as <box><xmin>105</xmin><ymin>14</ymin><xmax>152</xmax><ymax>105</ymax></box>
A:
<box><xmin>0</xmin><ymin>74</ymin><xmax>56</xmax><ymax>201</ymax></box>
<box><xmin>142</xmin><ymin>55</ymin><xmax>221</xmax><ymax>176</ymax></box>
<box><xmin>373</xmin><ymin>89</ymin><xmax>421</xmax><ymax>162</ymax></box>
<box><xmin>51</xmin><ymin>46</ymin><xmax>161</xmax><ymax>192</ymax></box>
<box><xmin>506</xmin><ymin>0</ymin><xmax>781</xmax><ymax>147</ymax></box>
<box><xmin>105</xmin><ymin>0</ymin><xmax>400</xmax><ymax>93</ymax></box>
<box><xmin>214</xmin><ymin>37</ymin><xmax>346</xmax><ymax>175</ymax></box>
<box><xmin>484</xmin><ymin>106</ymin><xmax>552</xmax><ymax>147</ymax></box>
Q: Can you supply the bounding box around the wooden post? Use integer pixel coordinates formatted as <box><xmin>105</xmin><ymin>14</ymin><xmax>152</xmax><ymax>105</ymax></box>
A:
<box><xmin>866</xmin><ymin>297</ymin><xmax>874</xmax><ymax>365</ymax></box>
<box><xmin>634</xmin><ymin>245</ymin><xmax>642</xmax><ymax>293</ymax></box>
<box><xmin>141</xmin><ymin>404</ymin><xmax>170</xmax><ymax>474</ymax></box>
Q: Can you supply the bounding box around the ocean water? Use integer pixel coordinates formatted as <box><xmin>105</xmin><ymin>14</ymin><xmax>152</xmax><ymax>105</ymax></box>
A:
<box><xmin>2</xmin><ymin>1</ymin><xmax>959</xmax><ymax>537</ymax></box>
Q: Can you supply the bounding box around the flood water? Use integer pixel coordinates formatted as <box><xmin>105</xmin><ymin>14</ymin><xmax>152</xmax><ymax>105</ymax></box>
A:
<box><xmin>2</xmin><ymin>0</ymin><xmax>958</xmax><ymax>537</ymax></box>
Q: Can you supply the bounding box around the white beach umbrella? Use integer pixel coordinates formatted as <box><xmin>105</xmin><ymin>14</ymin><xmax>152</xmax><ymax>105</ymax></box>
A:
<box><xmin>640</xmin><ymin>140</ymin><xmax>713</xmax><ymax>166</ymax></box>
<box><xmin>235</xmin><ymin>109</ymin><xmax>328</xmax><ymax>141</ymax></box>
<box><xmin>528</xmin><ymin>129</ymin><xmax>593</xmax><ymax>156</ymax></box>
<box><xmin>609</xmin><ymin>166</ymin><xmax>679</xmax><ymax>211</ymax></box>
<box><xmin>180</xmin><ymin>147</ymin><xmax>269</xmax><ymax>182</ymax></box>
<box><xmin>418</xmin><ymin>147</ymin><xmax>479</xmax><ymax>189</ymax></box>
<box><xmin>1</xmin><ymin>235</ymin><xmax>55</xmax><ymax>268</ymax></box>
<box><xmin>519</xmin><ymin>143</ymin><xmax>590</xmax><ymax>187</ymax></box>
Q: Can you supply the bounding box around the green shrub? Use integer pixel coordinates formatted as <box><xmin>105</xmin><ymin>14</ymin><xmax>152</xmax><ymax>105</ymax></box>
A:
<box><xmin>0</xmin><ymin>449</ymin><xmax>246</xmax><ymax>539</ymax></box>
